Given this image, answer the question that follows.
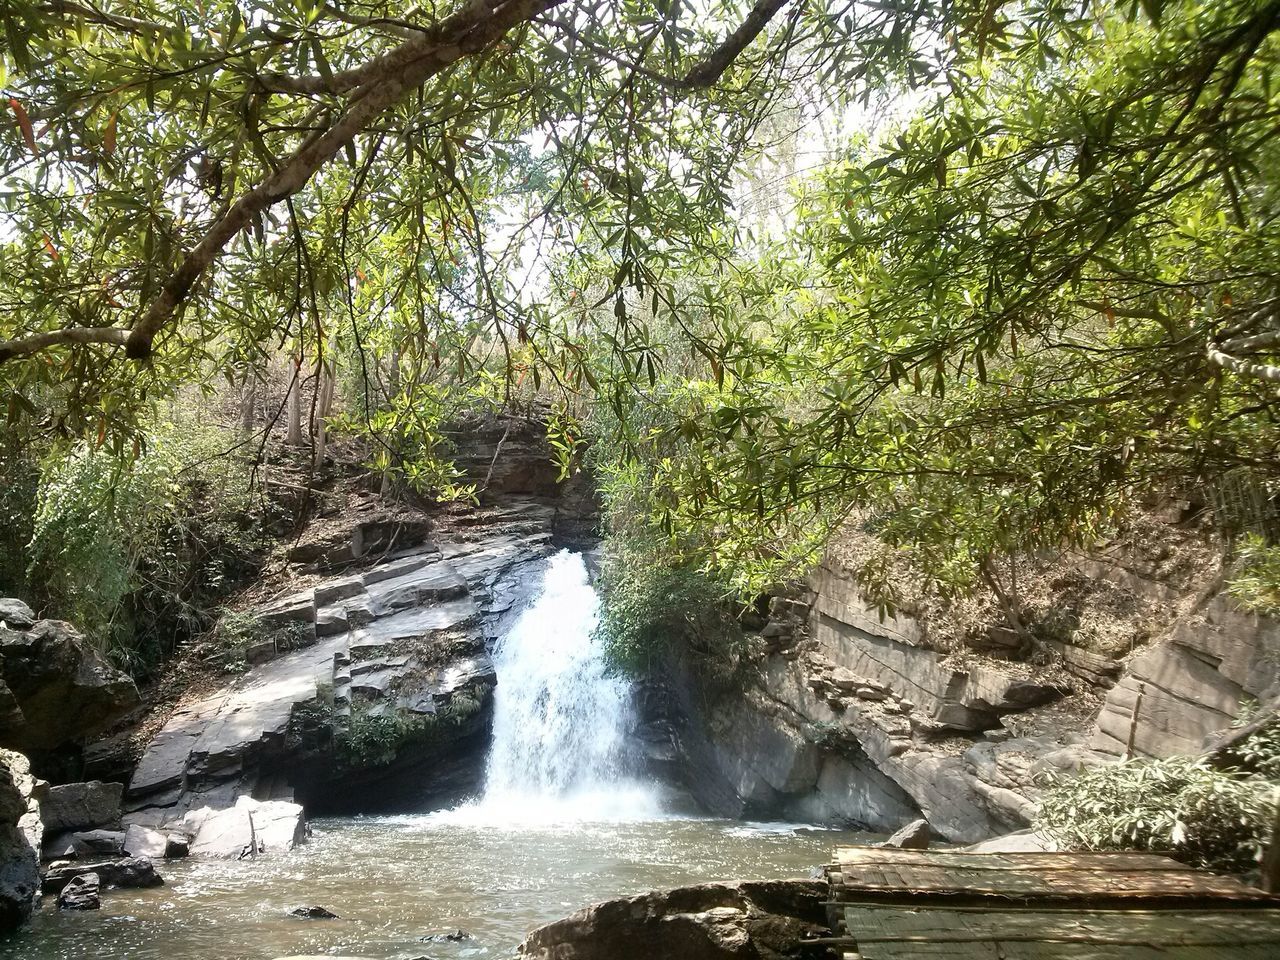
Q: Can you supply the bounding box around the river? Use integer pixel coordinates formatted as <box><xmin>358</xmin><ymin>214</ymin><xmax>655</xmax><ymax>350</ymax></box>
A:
<box><xmin>2</xmin><ymin>550</ymin><xmax>872</xmax><ymax>959</ymax></box>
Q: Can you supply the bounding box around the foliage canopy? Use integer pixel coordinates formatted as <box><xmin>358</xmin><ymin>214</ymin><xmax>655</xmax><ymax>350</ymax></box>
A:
<box><xmin>2</xmin><ymin>0</ymin><xmax>1280</xmax><ymax>594</ymax></box>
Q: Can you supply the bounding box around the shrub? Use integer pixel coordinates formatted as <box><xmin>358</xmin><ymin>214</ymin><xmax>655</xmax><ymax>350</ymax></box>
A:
<box><xmin>24</xmin><ymin>417</ymin><xmax>274</xmax><ymax>676</ymax></box>
<box><xmin>595</xmin><ymin>539</ymin><xmax>742</xmax><ymax>675</ymax></box>
<box><xmin>336</xmin><ymin>691</ymin><xmax>487</xmax><ymax>768</ymax></box>
<box><xmin>1229</xmin><ymin>534</ymin><xmax>1280</xmax><ymax>617</ymax></box>
<box><xmin>1035</xmin><ymin>751</ymin><xmax>1278</xmax><ymax>874</ymax></box>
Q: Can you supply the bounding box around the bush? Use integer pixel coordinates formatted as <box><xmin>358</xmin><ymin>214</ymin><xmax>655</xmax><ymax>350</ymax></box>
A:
<box><xmin>595</xmin><ymin>539</ymin><xmax>742</xmax><ymax>675</ymax></box>
<box><xmin>1035</xmin><ymin>750</ymin><xmax>1279</xmax><ymax>874</ymax></box>
<box><xmin>25</xmin><ymin>417</ymin><xmax>274</xmax><ymax>676</ymax></box>
<box><xmin>1229</xmin><ymin>534</ymin><xmax>1280</xmax><ymax>617</ymax></box>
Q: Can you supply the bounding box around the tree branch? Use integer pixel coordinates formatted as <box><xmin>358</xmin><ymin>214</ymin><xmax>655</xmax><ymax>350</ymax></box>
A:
<box><xmin>1207</xmin><ymin>342</ymin><xmax>1280</xmax><ymax>382</ymax></box>
<box><xmin>125</xmin><ymin>0</ymin><xmax>566</xmax><ymax>360</ymax></box>
<box><xmin>0</xmin><ymin>326</ymin><xmax>129</xmax><ymax>362</ymax></box>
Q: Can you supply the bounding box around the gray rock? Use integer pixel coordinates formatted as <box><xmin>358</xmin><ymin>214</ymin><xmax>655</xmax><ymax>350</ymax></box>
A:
<box><xmin>0</xmin><ymin>749</ymin><xmax>41</xmax><ymax>931</ymax></box>
<box><xmin>164</xmin><ymin>833</ymin><xmax>190</xmax><ymax>858</ymax></box>
<box><xmin>128</xmin><ymin>522</ymin><xmax>548</xmax><ymax>822</ymax></box>
<box><xmin>62</xmin><ymin>829</ymin><xmax>126</xmax><ymax>858</ymax></box>
<box><xmin>1092</xmin><ymin>594</ymin><xmax>1280</xmax><ymax>758</ymax></box>
<box><xmin>0</xmin><ymin>600</ymin><xmax>35</xmax><ymax>630</ymax></box>
<box><xmin>40</xmin><ymin>781</ymin><xmax>123</xmax><ymax>832</ymax></box>
<box><xmin>244</xmin><ymin>640</ymin><xmax>277</xmax><ymax>665</ymax></box>
<box><xmin>518</xmin><ymin>880</ymin><xmax>827</xmax><ymax>960</ymax></box>
<box><xmin>43</xmin><ymin>857</ymin><xmax>162</xmax><ymax>894</ymax></box>
<box><xmin>123</xmin><ymin>824</ymin><xmax>168</xmax><ymax>860</ymax></box>
<box><xmin>965</xmin><ymin>829</ymin><xmax>1058</xmax><ymax>853</ymax></box>
<box><xmin>56</xmin><ymin>872</ymin><xmax>100</xmax><ymax>910</ymax></box>
<box><xmin>290</xmin><ymin>905</ymin><xmax>339</xmax><ymax>919</ymax></box>
<box><xmin>880</xmin><ymin>818</ymin><xmax>932</xmax><ymax>849</ymax></box>
<box><xmin>0</xmin><ymin>620</ymin><xmax>138</xmax><ymax>751</ymax></box>
<box><xmin>186</xmin><ymin>797</ymin><xmax>305</xmax><ymax>858</ymax></box>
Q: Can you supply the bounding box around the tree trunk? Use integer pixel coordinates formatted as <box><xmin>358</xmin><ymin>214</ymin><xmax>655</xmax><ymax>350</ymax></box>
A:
<box><xmin>313</xmin><ymin>357</ymin><xmax>336</xmax><ymax>468</ymax></box>
<box><xmin>285</xmin><ymin>353</ymin><xmax>303</xmax><ymax>446</ymax></box>
<box><xmin>240</xmin><ymin>370</ymin><xmax>258</xmax><ymax>435</ymax></box>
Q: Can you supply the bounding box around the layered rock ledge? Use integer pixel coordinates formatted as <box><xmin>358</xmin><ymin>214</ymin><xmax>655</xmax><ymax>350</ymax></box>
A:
<box><xmin>123</xmin><ymin>501</ymin><xmax>559</xmax><ymax>835</ymax></box>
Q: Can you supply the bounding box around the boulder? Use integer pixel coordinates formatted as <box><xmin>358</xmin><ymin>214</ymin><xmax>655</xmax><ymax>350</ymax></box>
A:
<box><xmin>56</xmin><ymin>872</ymin><xmax>100</xmax><ymax>911</ymax></box>
<box><xmin>0</xmin><ymin>748</ymin><xmax>42</xmax><ymax>931</ymax></box>
<box><xmin>39</xmin><ymin>781</ymin><xmax>123</xmax><ymax>832</ymax></box>
<box><xmin>123</xmin><ymin>824</ymin><xmax>168</xmax><ymax>860</ymax></box>
<box><xmin>41</xmin><ymin>828</ymin><xmax>126</xmax><ymax>860</ymax></box>
<box><xmin>186</xmin><ymin>797</ymin><xmax>306</xmax><ymax>858</ymax></box>
<box><xmin>42</xmin><ymin>856</ymin><xmax>163</xmax><ymax>894</ymax></box>
<box><xmin>965</xmin><ymin>829</ymin><xmax>1058</xmax><ymax>854</ymax></box>
<box><xmin>289</xmin><ymin>905</ymin><xmax>339</xmax><ymax>919</ymax></box>
<box><xmin>0</xmin><ymin>600</ymin><xmax>34</xmax><ymax>630</ymax></box>
<box><xmin>0</xmin><ymin>618</ymin><xmax>138</xmax><ymax>751</ymax></box>
<box><xmin>879</xmin><ymin>818</ymin><xmax>932</xmax><ymax>850</ymax></box>
<box><xmin>164</xmin><ymin>833</ymin><xmax>190</xmax><ymax>858</ymax></box>
<box><xmin>519</xmin><ymin>880</ymin><xmax>828</xmax><ymax>960</ymax></box>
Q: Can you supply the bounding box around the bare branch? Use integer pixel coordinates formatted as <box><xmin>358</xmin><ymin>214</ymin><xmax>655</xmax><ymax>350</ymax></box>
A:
<box><xmin>1207</xmin><ymin>341</ymin><xmax>1280</xmax><ymax>382</ymax></box>
<box><xmin>680</xmin><ymin>0</ymin><xmax>792</xmax><ymax>89</ymax></box>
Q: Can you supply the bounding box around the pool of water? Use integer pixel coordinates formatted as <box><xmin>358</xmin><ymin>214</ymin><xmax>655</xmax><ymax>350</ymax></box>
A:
<box><xmin>3</xmin><ymin>810</ymin><xmax>869</xmax><ymax>960</ymax></box>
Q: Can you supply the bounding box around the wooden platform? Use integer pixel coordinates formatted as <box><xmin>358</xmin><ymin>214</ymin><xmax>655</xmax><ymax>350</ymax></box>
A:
<box><xmin>822</xmin><ymin>847</ymin><xmax>1280</xmax><ymax>959</ymax></box>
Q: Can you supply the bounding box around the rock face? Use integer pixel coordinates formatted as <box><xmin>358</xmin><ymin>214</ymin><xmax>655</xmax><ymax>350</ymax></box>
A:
<box><xmin>39</xmin><ymin>780</ymin><xmax>123</xmax><ymax>833</ymax></box>
<box><xmin>519</xmin><ymin>880</ymin><xmax>828</xmax><ymax>960</ymax></box>
<box><xmin>124</xmin><ymin>503</ymin><xmax>559</xmax><ymax>834</ymax></box>
<box><xmin>0</xmin><ymin>749</ymin><xmax>42</xmax><ymax>931</ymax></box>
<box><xmin>1091</xmin><ymin>594</ymin><xmax>1280</xmax><ymax>758</ymax></box>
<box><xmin>647</xmin><ymin>509</ymin><xmax>1278</xmax><ymax>843</ymax></box>
<box><xmin>647</xmin><ymin>559</ymin><xmax>1094</xmax><ymax>841</ymax></box>
<box><xmin>0</xmin><ymin>612</ymin><xmax>139</xmax><ymax>754</ymax></box>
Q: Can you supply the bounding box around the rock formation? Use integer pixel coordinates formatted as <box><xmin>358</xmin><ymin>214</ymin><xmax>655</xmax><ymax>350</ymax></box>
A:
<box><xmin>644</xmin><ymin>511</ymin><xmax>1276</xmax><ymax>843</ymax></box>
<box><xmin>0</xmin><ymin>603</ymin><xmax>139</xmax><ymax>761</ymax></box>
<box><xmin>519</xmin><ymin>879</ymin><xmax>828</xmax><ymax>960</ymax></box>
<box><xmin>0</xmin><ymin>748</ymin><xmax>42</xmax><ymax>931</ymax></box>
<box><xmin>123</xmin><ymin>500</ymin><xmax>560</xmax><ymax>836</ymax></box>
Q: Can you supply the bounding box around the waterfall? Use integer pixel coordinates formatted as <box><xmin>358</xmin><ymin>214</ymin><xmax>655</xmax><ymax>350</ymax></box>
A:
<box><xmin>471</xmin><ymin>549</ymin><xmax>661</xmax><ymax>823</ymax></box>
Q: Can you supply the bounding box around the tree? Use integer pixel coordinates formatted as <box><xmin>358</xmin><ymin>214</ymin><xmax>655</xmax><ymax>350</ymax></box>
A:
<box><xmin>2</xmin><ymin>0</ymin><xmax>1278</xmax><ymax>596</ymax></box>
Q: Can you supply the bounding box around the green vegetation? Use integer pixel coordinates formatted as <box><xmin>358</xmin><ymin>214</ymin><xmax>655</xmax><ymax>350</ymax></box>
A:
<box><xmin>595</xmin><ymin>538</ymin><xmax>743</xmax><ymax>675</ymax></box>
<box><xmin>1229</xmin><ymin>535</ymin><xmax>1280</xmax><ymax>616</ymax></box>
<box><xmin>1</xmin><ymin>4</ymin><xmax>1279</xmax><ymax>666</ymax></box>
<box><xmin>2</xmin><ymin>415</ymin><xmax>276</xmax><ymax>674</ymax></box>
<box><xmin>211</xmin><ymin>609</ymin><xmax>313</xmax><ymax>672</ymax></box>
<box><xmin>337</xmin><ymin>689</ymin><xmax>488</xmax><ymax>769</ymax></box>
<box><xmin>1036</xmin><ymin>723</ymin><xmax>1280</xmax><ymax>873</ymax></box>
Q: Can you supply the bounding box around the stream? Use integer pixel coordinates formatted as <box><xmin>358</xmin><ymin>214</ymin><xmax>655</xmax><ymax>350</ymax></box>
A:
<box><xmin>2</xmin><ymin>551</ymin><xmax>873</xmax><ymax>959</ymax></box>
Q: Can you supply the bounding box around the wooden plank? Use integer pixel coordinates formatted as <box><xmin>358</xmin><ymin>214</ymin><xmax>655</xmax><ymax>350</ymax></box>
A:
<box><xmin>840</xmin><ymin>904</ymin><xmax>1280</xmax><ymax>946</ymax></box>
<box><xmin>827</xmin><ymin>850</ymin><xmax>1277</xmax><ymax>905</ymax></box>
<box><xmin>832</xmin><ymin>848</ymin><xmax>1194</xmax><ymax>871</ymax></box>
<box><xmin>860</xmin><ymin>943</ymin><xmax>1278</xmax><ymax>960</ymax></box>
<box><xmin>829</xmin><ymin>870</ymin><xmax>1268</xmax><ymax>904</ymax></box>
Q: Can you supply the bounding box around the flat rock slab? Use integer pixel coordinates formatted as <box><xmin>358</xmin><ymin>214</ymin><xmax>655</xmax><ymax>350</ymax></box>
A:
<box><xmin>129</xmin><ymin>638</ymin><xmax>345</xmax><ymax>801</ymax></box>
<box><xmin>123</xmin><ymin>824</ymin><xmax>167</xmax><ymax>860</ymax></box>
<box><xmin>186</xmin><ymin>797</ymin><xmax>305</xmax><ymax>858</ymax></box>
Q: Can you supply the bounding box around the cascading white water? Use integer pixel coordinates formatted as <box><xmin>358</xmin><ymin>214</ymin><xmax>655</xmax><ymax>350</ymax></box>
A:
<box><xmin>474</xmin><ymin>548</ymin><xmax>661</xmax><ymax>822</ymax></box>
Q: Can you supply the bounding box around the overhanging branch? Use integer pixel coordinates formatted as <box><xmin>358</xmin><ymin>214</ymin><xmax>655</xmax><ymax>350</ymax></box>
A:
<box><xmin>0</xmin><ymin>326</ymin><xmax>129</xmax><ymax>362</ymax></box>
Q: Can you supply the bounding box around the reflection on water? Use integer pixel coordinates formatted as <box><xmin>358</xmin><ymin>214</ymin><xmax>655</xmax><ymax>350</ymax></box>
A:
<box><xmin>2</xmin><ymin>813</ymin><xmax>870</xmax><ymax>960</ymax></box>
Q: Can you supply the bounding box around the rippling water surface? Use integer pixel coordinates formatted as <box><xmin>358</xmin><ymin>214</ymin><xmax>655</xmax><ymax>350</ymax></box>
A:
<box><xmin>3</xmin><ymin>812</ymin><xmax>869</xmax><ymax>960</ymax></box>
